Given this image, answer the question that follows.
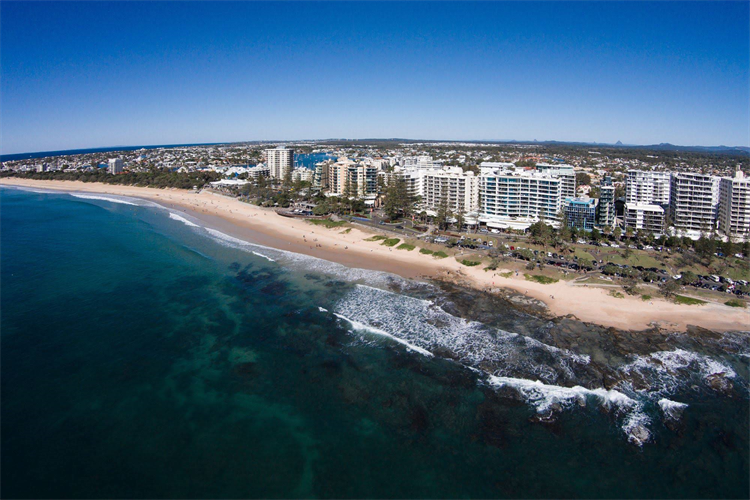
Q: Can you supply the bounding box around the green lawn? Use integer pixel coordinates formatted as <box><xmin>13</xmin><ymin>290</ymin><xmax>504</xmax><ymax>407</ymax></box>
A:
<box><xmin>433</xmin><ymin>251</ymin><xmax>449</xmax><ymax>259</ymax></box>
<box><xmin>524</xmin><ymin>274</ymin><xmax>559</xmax><ymax>284</ymax></box>
<box><xmin>673</xmin><ymin>295</ymin><xmax>707</xmax><ymax>306</ymax></box>
<box><xmin>397</xmin><ymin>243</ymin><xmax>415</xmax><ymax>251</ymax></box>
<box><xmin>725</xmin><ymin>299</ymin><xmax>747</xmax><ymax>308</ymax></box>
<box><xmin>606</xmin><ymin>251</ymin><xmax>665</xmax><ymax>269</ymax></box>
<box><xmin>461</xmin><ymin>259</ymin><xmax>481</xmax><ymax>267</ymax></box>
<box><xmin>419</xmin><ymin>248</ymin><xmax>434</xmax><ymax>255</ymax></box>
<box><xmin>306</xmin><ymin>218</ymin><xmax>347</xmax><ymax>229</ymax></box>
<box><xmin>365</xmin><ymin>235</ymin><xmax>388</xmax><ymax>242</ymax></box>
<box><xmin>381</xmin><ymin>238</ymin><xmax>400</xmax><ymax>247</ymax></box>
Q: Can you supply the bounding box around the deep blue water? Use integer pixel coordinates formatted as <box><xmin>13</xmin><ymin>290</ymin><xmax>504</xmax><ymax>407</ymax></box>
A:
<box><xmin>1</xmin><ymin>187</ymin><xmax>748</xmax><ymax>498</ymax></box>
<box><xmin>0</xmin><ymin>143</ymin><xmax>233</xmax><ymax>162</ymax></box>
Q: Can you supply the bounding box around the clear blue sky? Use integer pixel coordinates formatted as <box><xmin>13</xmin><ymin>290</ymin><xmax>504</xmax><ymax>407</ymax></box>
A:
<box><xmin>2</xmin><ymin>1</ymin><xmax>748</xmax><ymax>154</ymax></box>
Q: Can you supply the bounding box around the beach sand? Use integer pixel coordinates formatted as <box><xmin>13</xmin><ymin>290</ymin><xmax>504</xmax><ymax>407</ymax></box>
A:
<box><xmin>3</xmin><ymin>178</ymin><xmax>748</xmax><ymax>332</ymax></box>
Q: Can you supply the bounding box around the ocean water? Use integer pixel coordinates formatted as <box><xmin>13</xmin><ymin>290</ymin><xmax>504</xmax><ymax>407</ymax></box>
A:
<box><xmin>1</xmin><ymin>187</ymin><xmax>748</xmax><ymax>499</ymax></box>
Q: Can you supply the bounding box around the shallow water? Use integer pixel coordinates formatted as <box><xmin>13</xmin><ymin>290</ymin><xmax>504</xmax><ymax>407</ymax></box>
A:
<box><xmin>2</xmin><ymin>187</ymin><xmax>748</xmax><ymax>498</ymax></box>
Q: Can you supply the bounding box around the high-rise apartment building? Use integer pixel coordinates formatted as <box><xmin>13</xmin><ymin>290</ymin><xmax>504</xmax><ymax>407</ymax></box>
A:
<box><xmin>535</xmin><ymin>163</ymin><xmax>576</xmax><ymax>200</ymax></box>
<box><xmin>669</xmin><ymin>172</ymin><xmax>720</xmax><ymax>233</ymax></box>
<box><xmin>394</xmin><ymin>166</ymin><xmax>479</xmax><ymax>213</ymax></box>
<box><xmin>718</xmin><ymin>169</ymin><xmax>750</xmax><ymax>239</ymax></box>
<box><xmin>421</xmin><ymin>167</ymin><xmax>479</xmax><ymax>214</ymax></box>
<box><xmin>266</xmin><ymin>146</ymin><xmax>294</xmax><ymax>179</ymax></box>
<box><xmin>597</xmin><ymin>176</ymin><xmax>616</xmax><ymax>228</ymax></box>
<box><xmin>108</xmin><ymin>158</ymin><xmax>124</xmax><ymax>174</ymax></box>
<box><xmin>625</xmin><ymin>170</ymin><xmax>671</xmax><ymax>206</ymax></box>
<box><xmin>479</xmin><ymin>168</ymin><xmax>563</xmax><ymax>229</ymax></box>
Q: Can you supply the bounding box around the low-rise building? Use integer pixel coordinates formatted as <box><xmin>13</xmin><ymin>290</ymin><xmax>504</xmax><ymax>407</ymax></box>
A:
<box><xmin>565</xmin><ymin>197</ymin><xmax>598</xmax><ymax>231</ymax></box>
<box><xmin>625</xmin><ymin>203</ymin><xmax>665</xmax><ymax>234</ymax></box>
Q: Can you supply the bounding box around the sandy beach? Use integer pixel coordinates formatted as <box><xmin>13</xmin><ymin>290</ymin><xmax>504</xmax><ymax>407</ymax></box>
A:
<box><xmin>3</xmin><ymin>178</ymin><xmax>748</xmax><ymax>332</ymax></box>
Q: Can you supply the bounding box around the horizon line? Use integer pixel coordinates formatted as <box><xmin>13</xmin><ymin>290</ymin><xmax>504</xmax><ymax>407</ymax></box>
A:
<box><xmin>3</xmin><ymin>137</ymin><xmax>749</xmax><ymax>158</ymax></box>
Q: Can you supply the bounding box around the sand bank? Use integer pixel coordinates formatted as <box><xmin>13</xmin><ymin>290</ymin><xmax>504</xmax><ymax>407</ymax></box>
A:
<box><xmin>3</xmin><ymin>178</ymin><xmax>748</xmax><ymax>333</ymax></box>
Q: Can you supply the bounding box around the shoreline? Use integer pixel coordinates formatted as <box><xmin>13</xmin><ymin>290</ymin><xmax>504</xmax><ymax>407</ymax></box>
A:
<box><xmin>3</xmin><ymin>178</ymin><xmax>749</xmax><ymax>333</ymax></box>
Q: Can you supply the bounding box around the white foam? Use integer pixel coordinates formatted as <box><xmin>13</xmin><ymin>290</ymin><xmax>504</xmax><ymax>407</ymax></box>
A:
<box><xmin>168</xmin><ymin>212</ymin><xmax>200</xmax><ymax>227</ymax></box>
<box><xmin>8</xmin><ymin>186</ymin><xmax>57</xmax><ymax>194</ymax></box>
<box><xmin>333</xmin><ymin>313</ymin><xmax>434</xmax><ymax>357</ymax></box>
<box><xmin>334</xmin><ymin>284</ymin><xmax>589</xmax><ymax>384</ymax></box>
<box><xmin>488</xmin><ymin>375</ymin><xmax>651</xmax><ymax>445</ymax></box>
<box><xmin>658</xmin><ymin>398</ymin><xmax>688</xmax><ymax>415</ymax></box>
<box><xmin>252</xmin><ymin>251</ymin><xmax>275</xmax><ymax>262</ymax></box>
<box><xmin>202</xmin><ymin>227</ymin><xmax>400</xmax><ymax>285</ymax></box>
<box><xmin>488</xmin><ymin>375</ymin><xmax>636</xmax><ymax>413</ymax></box>
<box><xmin>619</xmin><ymin>348</ymin><xmax>737</xmax><ymax>397</ymax></box>
<box><xmin>70</xmin><ymin>194</ymin><xmax>138</xmax><ymax>206</ymax></box>
<box><xmin>318</xmin><ymin>307</ymin><xmax>328</xmax><ymax>313</ymax></box>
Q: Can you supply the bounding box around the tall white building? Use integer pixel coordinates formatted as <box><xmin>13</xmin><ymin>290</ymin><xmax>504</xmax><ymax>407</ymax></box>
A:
<box><xmin>420</xmin><ymin>167</ymin><xmax>479</xmax><ymax>214</ymax></box>
<box><xmin>479</xmin><ymin>168</ymin><xmax>563</xmax><ymax>230</ymax></box>
<box><xmin>669</xmin><ymin>172</ymin><xmax>720</xmax><ymax>234</ymax></box>
<box><xmin>266</xmin><ymin>146</ymin><xmax>294</xmax><ymax>179</ymax></box>
<box><xmin>625</xmin><ymin>170</ymin><xmax>671</xmax><ymax>205</ymax></box>
<box><xmin>324</xmin><ymin>158</ymin><xmax>378</xmax><ymax>198</ymax></box>
<box><xmin>395</xmin><ymin>166</ymin><xmax>479</xmax><ymax>214</ymax></box>
<box><xmin>108</xmin><ymin>158</ymin><xmax>124</xmax><ymax>174</ymax></box>
<box><xmin>718</xmin><ymin>169</ymin><xmax>750</xmax><ymax>239</ymax></box>
<box><xmin>535</xmin><ymin>163</ymin><xmax>576</xmax><ymax>200</ymax></box>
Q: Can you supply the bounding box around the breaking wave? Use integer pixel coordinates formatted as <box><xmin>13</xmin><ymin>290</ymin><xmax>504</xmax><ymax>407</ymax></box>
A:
<box><xmin>70</xmin><ymin>194</ymin><xmax>138</xmax><ymax>206</ymax></box>
<box><xmin>168</xmin><ymin>212</ymin><xmax>200</xmax><ymax>227</ymax></box>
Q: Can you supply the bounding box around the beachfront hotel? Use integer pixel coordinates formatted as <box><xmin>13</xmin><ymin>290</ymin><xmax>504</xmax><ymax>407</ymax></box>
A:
<box><xmin>266</xmin><ymin>146</ymin><xmax>294</xmax><ymax>179</ymax></box>
<box><xmin>320</xmin><ymin>158</ymin><xmax>378</xmax><ymax>199</ymax></box>
<box><xmin>718</xmin><ymin>169</ymin><xmax>750</xmax><ymax>239</ymax></box>
<box><xmin>478</xmin><ymin>166</ymin><xmax>566</xmax><ymax>230</ymax></box>
<box><xmin>394</xmin><ymin>166</ymin><xmax>479</xmax><ymax>214</ymax></box>
<box><xmin>669</xmin><ymin>171</ymin><xmax>720</xmax><ymax>234</ymax></box>
<box><xmin>421</xmin><ymin>167</ymin><xmax>479</xmax><ymax>214</ymax></box>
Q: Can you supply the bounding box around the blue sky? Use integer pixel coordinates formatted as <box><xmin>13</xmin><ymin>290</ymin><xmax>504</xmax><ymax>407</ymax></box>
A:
<box><xmin>1</xmin><ymin>1</ymin><xmax>748</xmax><ymax>154</ymax></box>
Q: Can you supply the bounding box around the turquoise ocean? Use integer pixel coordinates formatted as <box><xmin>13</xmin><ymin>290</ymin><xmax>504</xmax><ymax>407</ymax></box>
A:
<box><xmin>1</xmin><ymin>187</ymin><xmax>748</xmax><ymax>498</ymax></box>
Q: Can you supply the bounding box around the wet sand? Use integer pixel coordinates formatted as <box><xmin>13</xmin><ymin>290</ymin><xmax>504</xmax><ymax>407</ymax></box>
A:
<box><xmin>3</xmin><ymin>178</ymin><xmax>748</xmax><ymax>333</ymax></box>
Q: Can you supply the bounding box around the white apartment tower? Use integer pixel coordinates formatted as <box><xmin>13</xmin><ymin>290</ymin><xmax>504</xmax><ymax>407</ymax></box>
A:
<box><xmin>535</xmin><ymin>163</ymin><xmax>576</xmax><ymax>200</ymax></box>
<box><xmin>625</xmin><ymin>170</ymin><xmax>671</xmax><ymax>206</ymax></box>
<box><xmin>421</xmin><ymin>167</ymin><xmax>479</xmax><ymax>214</ymax></box>
<box><xmin>266</xmin><ymin>146</ymin><xmax>294</xmax><ymax>179</ymax></box>
<box><xmin>669</xmin><ymin>172</ymin><xmax>720</xmax><ymax>233</ymax></box>
<box><xmin>718</xmin><ymin>169</ymin><xmax>750</xmax><ymax>239</ymax></box>
<box><xmin>480</xmin><ymin>168</ymin><xmax>563</xmax><ymax>229</ymax></box>
<box><xmin>108</xmin><ymin>158</ymin><xmax>124</xmax><ymax>174</ymax></box>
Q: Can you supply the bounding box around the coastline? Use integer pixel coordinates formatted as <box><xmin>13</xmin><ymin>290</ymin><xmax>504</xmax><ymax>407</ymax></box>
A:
<box><xmin>3</xmin><ymin>178</ymin><xmax>748</xmax><ymax>333</ymax></box>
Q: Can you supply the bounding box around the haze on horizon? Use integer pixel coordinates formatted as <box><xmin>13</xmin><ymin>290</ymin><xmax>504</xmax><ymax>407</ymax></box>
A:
<box><xmin>1</xmin><ymin>1</ymin><xmax>748</xmax><ymax>155</ymax></box>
